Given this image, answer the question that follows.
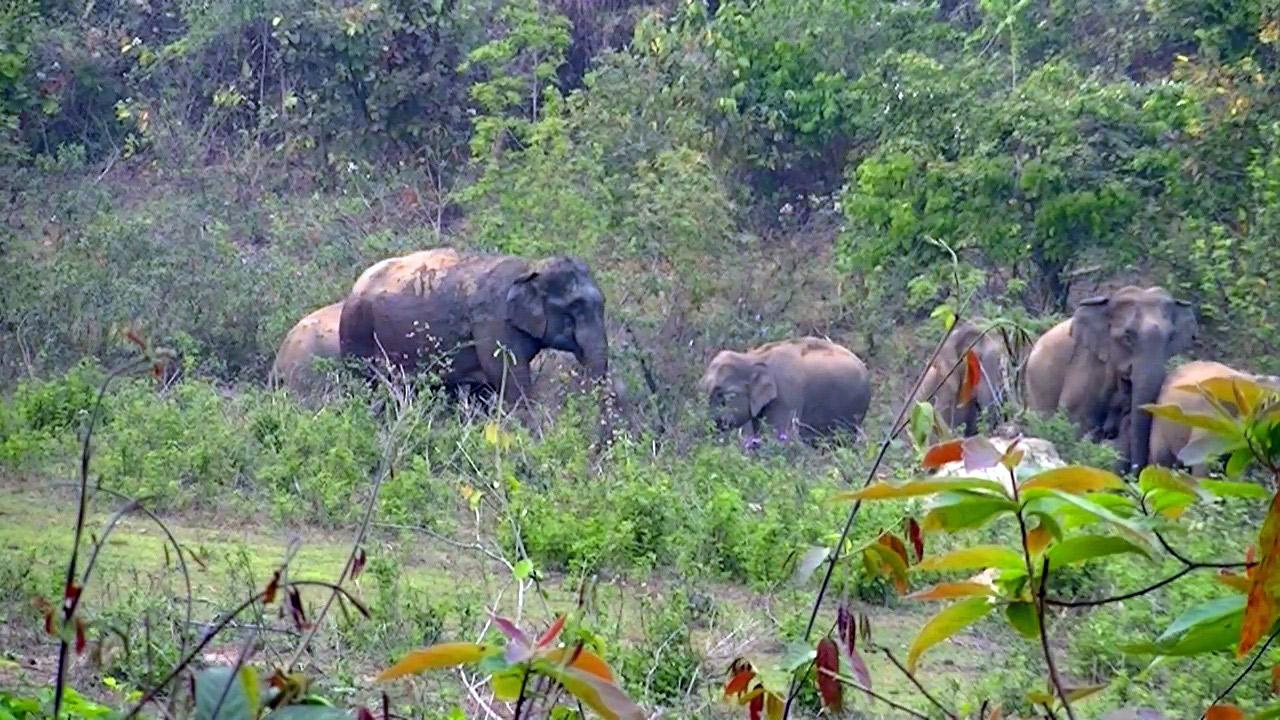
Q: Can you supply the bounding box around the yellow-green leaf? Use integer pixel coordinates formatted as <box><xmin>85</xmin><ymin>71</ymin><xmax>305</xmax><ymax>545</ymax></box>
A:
<box><xmin>1046</xmin><ymin>535</ymin><xmax>1152</xmax><ymax>567</ymax></box>
<box><xmin>916</xmin><ymin>545</ymin><xmax>1025</xmax><ymax>573</ymax></box>
<box><xmin>1141</xmin><ymin>402</ymin><xmax>1242</xmax><ymax>437</ymax></box>
<box><xmin>1064</xmin><ymin>683</ymin><xmax>1108</xmax><ymax>702</ymax></box>
<box><xmin>835</xmin><ymin>477</ymin><xmax>1009</xmax><ymax>502</ymax></box>
<box><xmin>1004</xmin><ymin>602</ymin><xmax>1039</xmax><ymax>639</ymax></box>
<box><xmin>1020</xmin><ymin>466</ymin><xmax>1124</xmax><ymax>494</ymax></box>
<box><xmin>376</xmin><ymin>642</ymin><xmax>491</xmax><ymax>681</ymax></box>
<box><xmin>907</xmin><ymin>597</ymin><xmax>994</xmax><ymax>671</ymax></box>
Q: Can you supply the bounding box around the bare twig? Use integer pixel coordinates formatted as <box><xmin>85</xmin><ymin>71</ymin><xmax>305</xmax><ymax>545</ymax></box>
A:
<box><xmin>1036</xmin><ymin>557</ymin><xmax>1075</xmax><ymax>720</ymax></box>
<box><xmin>877</xmin><ymin>647</ymin><xmax>957</xmax><ymax>719</ymax></box>
<box><xmin>823</xmin><ymin>668</ymin><xmax>930</xmax><ymax>719</ymax></box>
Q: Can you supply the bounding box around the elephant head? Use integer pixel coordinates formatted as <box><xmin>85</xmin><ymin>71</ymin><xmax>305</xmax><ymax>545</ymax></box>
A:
<box><xmin>1072</xmin><ymin>285</ymin><xmax>1197</xmax><ymax>470</ymax></box>
<box><xmin>506</xmin><ymin>257</ymin><xmax>609</xmax><ymax>381</ymax></box>
<box><xmin>698</xmin><ymin>352</ymin><xmax>778</xmax><ymax>431</ymax></box>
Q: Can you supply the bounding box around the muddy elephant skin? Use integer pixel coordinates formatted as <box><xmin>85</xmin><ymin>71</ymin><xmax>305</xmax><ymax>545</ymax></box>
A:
<box><xmin>270</xmin><ymin>301</ymin><xmax>345</xmax><ymax>396</ymax></box>
<box><xmin>1024</xmin><ymin>286</ymin><xmax>1197</xmax><ymax>471</ymax></box>
<box><xmin>698</xmin><ymin>337</ymin><xmax>871</xmax><ymax>442</ymax></box>
<box><xmin>338</xmin><ymin>248</ymin><xmax>609</xmax><ymax>404</ymax></box>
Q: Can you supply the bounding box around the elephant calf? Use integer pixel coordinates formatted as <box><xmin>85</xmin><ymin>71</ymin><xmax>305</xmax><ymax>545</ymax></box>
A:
<box><xmin>270</xmin><ymin>301</ymin><xmax>345</xmax><ymax>397</ymax></box>
<box><xmin>1149</xmin><ymin>361</ymin><xmax>1280</xmax><ymax>475</ymax></box>
<box><xmin>698</xmin><ymin>337</ymin><xmax>871</xmax><ymax>442</ymax></box>
<box><xmin>903</xmin><ymin>320</ymin><xmax>1007</xmax><ymax>437</ymax></box>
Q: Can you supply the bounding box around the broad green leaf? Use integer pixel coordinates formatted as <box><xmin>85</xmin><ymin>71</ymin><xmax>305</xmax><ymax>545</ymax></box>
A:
<box><xmin>194</xmin><ymin>666</ymin><xmax>258</xmax><ymax>720</ymax></box>
<box><xmin>907</xmin><ymin>597</ymin><xmax>994</xmax><ymax>671</ymax></box>
<box><xmin>491</xmin><ymin>667</ymin><xmax>525</xmax><ymax>701</ymax></box>
<box><xmin>1201</xmin><ymin>479</ymin><xmax>1272</xmax><ymax>500</ymax></box>
<box><xmin>513</xmin><ymin>558</ymin><xmax>534</xmax><ymax>580</ymax></box>
<box><xmin>1147</xmin><ymin>487</ymin><xmax>1196</xmax><ymax>518</ymax></box>
<box><xmin>1020</xmin><ymin>466</ymin><xmax>1124</xmax><ymax>494</ymax></box>
<box><xmin>1123</xmin><ymin>595</ymin><xmax>1245</xmax><ymax>656</ymax></box>
<box><xmin>1004</xmin><ymin>602</ymin><xmax>1039</xmax><ymax>639</ymax></box>
<box><xmin>1249</xmin><ymin>702</ymin><xmax>1280</xmax><ymax>719</ymax></box>
<box><xmin>910</xmin><ymin>401</ymin><xmax>936</xmax><ymax>447</ymax></box>
<box><xmin>376</xmin><ymin>643</ymin><xmax>491</xmax><ymax>681</ymax></box>
<box><xmin>1180</xmin><ymin>433</ymin><xmax>1245</xmax><ymax>468</ymax></box>
<box><xmin>835</xmin><ymin>477</ymin><xmax>1008</xmax><ymax>501</ymax></box>
<box><xmin>1047</xmin><ymin>535</ymin><xmax>1151</xmax><ymax>566</ymax></box>
<box><xmin>1024</xmin><ymin>510</ymin><xmax>1064</xmax><ymax>540</ymax></box>
<box><xmin>1138</xmin><ymin>465</ymin><xmax>1201</xmax><ymax>497</ymax></box>
<box><xmin>1226</xmin><ymin>447</ymin><xmax>1254</xmax><ymax>478</ymax></box>
<box><xmin>1141</xmin><ymin>402</ymin><xmax>1242</xmax><ymax>437</ymax></box>
<box><xmin>916</xmin><ymin>545</ymin><xmax>1025</xmax><ymax>572</ymax></box>
<box><xmin>907</xmin><ymin>582</ymin><xmax>997</xmax><ymax>601</ymax></box>
<box><xmin>1181</xmin><ymin>375</ymin><xmax>1279</xmax><ymax>416</ymax></box>
<box><xmin>779</xmin><ymin>642</ymin><xmax>818</xmax><ymax>673</ymax></box>
<box><xmin>863</xmin><ymin>542</ymin><xmax>909</xmax><ymax>593</ymax></box>
<box><xmin>922</xmin><ymin>491</ymin><xmax>1018</xmax><ymax>532</ymax></box>
<box><xmin>1033</xmin><ymin>490</ymin><xmax>1157</xmax><ymax>551</ymax></box>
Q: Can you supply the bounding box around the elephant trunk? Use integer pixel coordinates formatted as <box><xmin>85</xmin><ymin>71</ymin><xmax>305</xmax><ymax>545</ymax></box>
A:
<box><xmin>574</xmin><ymin>329</ymin><xmax>609</xmax><ymax>381</ymax></box>
<box><xmin>1128</xmin><ymin>361</ymin><xmax>1165</xmax><ymax>472</ymax></box>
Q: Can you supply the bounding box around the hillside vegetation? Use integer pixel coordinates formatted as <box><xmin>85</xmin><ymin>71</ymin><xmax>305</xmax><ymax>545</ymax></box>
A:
<box><xmin>2</xmin><ymin>0</ymin><xmax>1280</xmax><ymax>719</ymax></box>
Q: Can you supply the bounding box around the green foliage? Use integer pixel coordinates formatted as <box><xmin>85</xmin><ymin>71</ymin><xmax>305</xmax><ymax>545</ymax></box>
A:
<box><xmin>0</xmin><ymin>687</ymin><xmax>115</xmax><ymax>719</ymax></box>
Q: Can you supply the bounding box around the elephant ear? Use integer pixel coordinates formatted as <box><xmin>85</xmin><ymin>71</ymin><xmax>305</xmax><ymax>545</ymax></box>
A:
<box><xmin>1072</xmin><ymin>295</ymin><xmax>1112</xmax><ymax>363</ymax></box>
<box><xmin>748</xmin><ymin>362</ymin><xmax>778</xmax><ymax>418</ymax></box>
<box><xmin>1169</xmin><ymin>299</ymin><xmax>1198</xmax><ymax>355</ymax></box>
<box><xmin>506</xmin><ymin>272</ymin><xmax>547</xmax><ymax>339</ymax></box>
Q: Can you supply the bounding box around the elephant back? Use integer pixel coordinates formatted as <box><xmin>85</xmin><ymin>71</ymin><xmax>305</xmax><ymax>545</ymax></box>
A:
<box><xmin>271</xmin><ymin>301</ymin><xmax>344</xmax><ymax>392</ymax></box>
<box><xmin>349</xmin><ymin>248</ymin><xmax>463</xmax><ymax>299</ymax></box>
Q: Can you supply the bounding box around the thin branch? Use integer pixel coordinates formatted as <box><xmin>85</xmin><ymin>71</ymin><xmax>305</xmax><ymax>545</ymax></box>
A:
<box><xmin>54</xmin><ymin>357</ymin><xmax>148</xmax><ymax>718</ymax></box>
<box><xmin>1036</xmin><ymin>557</ymin><xmax>1075</xmax><ymax>720</ymax></box>
<box><xmin>877</xmin><ymin>647</ymin><xmax>958</xmax><ymax>720</ymax></box>
<box><xmin>825</xmin><ymin>669</ymin><xmax>930</xmax><ymax>720</ymax></box>
<box><xmin>123</xmin><ymin>580</ymin><xmax>365</xmax><ymax>719</ymax></box>
<box><xmin>1044</xmin><ymin>565</ymin><xmax>1196</xmax><ymax>608</ymax></box>
<box><xmin>1200</xmin><ymin>623</ymin><xmax>1280</xmax><ymax>718</ymax></box>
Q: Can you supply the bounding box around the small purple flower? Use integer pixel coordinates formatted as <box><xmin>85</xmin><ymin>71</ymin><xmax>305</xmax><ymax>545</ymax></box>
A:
<box><xmin>776</xmin><ymin>430</ymin><xmax>790</xmax><ymax>443</ymax></box>
<box><xmin>742</xmin><ymin>434</ymin><xmax>762</xmax><ymax>452</ymax></box>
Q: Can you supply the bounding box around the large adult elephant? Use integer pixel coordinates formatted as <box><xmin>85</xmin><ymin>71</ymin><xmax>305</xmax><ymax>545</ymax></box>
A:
<box><xmin>1024</xmin><ymin>285</ymin><xmax>1197</xmax><ymax>471</ymax></box>
<box><xmin>697</xmin><ymin>337</ymin><xmax>871</xmax><ymax>442</ymax></box>
<box><xmin>270</xmin><ymin>301</ymin><xmax>345</xmax><ymax>396</ymax></box>
<box><xmin>902</xmin><ymin>320</ymin><xmax>1007</xmax><ymax>437</ymax></box>
<box><xmin>338</xmin><ymin>248</ymin><xmax>609</xmax><ymax>407</ymax></box>
<box><xmin>1149</xmin><ymin>361</ymin><xmax>1280</xmax><ymax>475</ymax></box>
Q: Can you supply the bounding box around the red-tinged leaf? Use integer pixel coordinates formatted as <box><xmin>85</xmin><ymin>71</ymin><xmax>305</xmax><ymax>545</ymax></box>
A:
<box><xmin>541</xmin><ymin>662</ymin><xmax>645</xmax><ymax>720</ymax></box>
<box><xmin>878</xmin><ymin>533</ymin><xmax>910</xmax><ymax>567</ymax></box>
<box><xmin>985</xmin><ymin>704</ymin><xmax>1003</xmax><ymax>719</ymax></box>
<box><xmin>64</xmin><ymin>582</ymin><xmax>82</xmax><ymax>610</ymax></box>
<box><xmin>544</xmin><ymin>646</ymin><xmax>615</xmax><ymax>683</ymax></box>
<box><xmin>842</xmin><ymin>645</ymin><xmax>872</xmax><ymax>695</ymax></box>
<box><xmin>748</xmin><ymin>692</ymin><xmax>763</xmax><ymax>720</ymax></box>
<box><xmin>537</xmin><ymin>614</ymin><xmax>566</xmax><ymax>648</ymax></box>
<box><xmin>286</xmin><ymin>587</ymin><xmax>310</xmax><ymax>631</ymax></box>
<box><xmin>263</xmin><ymin>570</ymin><xmax>281</xmax><ymax>604</ymax></box>
<box><xmin>1272</xmin><ymin>664</ymin><xmax>1280</xmax><ymax>694</ymax></box>
<box><xmin>1217</xmin><ymin>571</ymin><xmax>1251</xmax><ymax>594</ymax></box>
<box><xmin>1241</xmin><ymin>493</ymin><xmax>1280</xmax><ymax>657</ymax></box>
<box><xmin>922</xmin><ymin>439</ymin><xmax>964</xmax><ymax>469</ymax></box>
<box><xmin>907</xmin><ymin>582</ymin><xmax>997</xmax><ymax>601</ymax></box>
<box><xmin>958</xmin><ymin>349</ymin><xmax>982</xmax><ymax>406</ymax></box>
<box><xmin>356</xmin><ymin>708</ymin><xmax>375</xmax><ymax>720</ymax></box>
<box><xmin>906</xmin><ymin>518</ymin><xmax>925</xmax><ymax>562</ymax></box>
<box><xmin>351</xmin><ymin>548</ymin><xmax>367</xmax><ymax>581</ymax></box>
<box><xmin>74</xmin><ymin>618</ymin><xmax>86</xmax><ymax>655</ymax></box>
<box><xmin>815</xmin><ymin>638</ymin><xmax>842</xmax><ymax>711</ymax></box>
<box><xmin>1205</xmin><ymin>705</ymin><xmax>1245</xmax><ymax>720</ymax></box>
<box><xmin>376</xmin><ymin>642</ymin><xmax>491</xmax><ymax>681</ymax></box>
<box><xmin>491</xmin><ymin>614</ymin><xmax>533</xmax><ymax>662</ymax></box>
<box><xmin>859</xmin><ymin>614</ymin><xmax>872</xmax><ymax>646</ymax></box>
<box><xmin>44</xmin><ymin>610</ymin><xmax>55</xmax><ymax>636</ymax></box>
<box><xmin>837</xmin><ymin>604</ymin><xmax>856</xmax><ymax>653</ymax></box>
<box><xmin>1000</xmin><ymin>437</ymin><xmax>1024</xmax><ymax>470</ymax></box>
<box><xmin>125</xmin><ymin>328</ymin><xmax>147</xmax><ymax>351</ymax></box>
<box><xmin>724</xmin><ymin>668</ymin><xmax>755</xmax><ymax>698</ymax></box>
<box><xmin>1026</xmin><ymin>522</ymin><xmax>1053</xmax><ymax>557</ymax></box>
<box><xmin>963</xmin><ymin>436</ymin><xmax>1003</xmax><ymax>471</ymax></box>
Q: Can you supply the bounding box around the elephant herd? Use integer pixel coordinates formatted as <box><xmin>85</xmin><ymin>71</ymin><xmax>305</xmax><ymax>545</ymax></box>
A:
<box><xmin>271</xmin><ymin>248</ymin><xmax>1273</xmax><ymax>476</ymax></box>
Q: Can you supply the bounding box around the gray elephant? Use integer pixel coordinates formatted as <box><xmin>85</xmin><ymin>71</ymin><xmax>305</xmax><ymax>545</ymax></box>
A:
<box><xmin>270</xmin><ymin>301</ymin><xmax>344</xmax><ymax>397</ymax></box>
<box><xmin>697</xmin><ymin>337</ymin><xmax>871</xmax><ymax>442</ymax></box>
<box><xmin>1149</xmin><ymin>360</ymin><xmax>1280</xmax><ymax>475</ymax></box>
<box><xmin>903</xmin><ymin>320</ymin><xmax>1007</xmax><ymax>437</ymax></box>
<box><xmin>338</xmin><ymin>248</ymin><xmax>609</xmax><ymax>409</ymax></box>
<box><xmin>1024</xmin><ymin>285</ymin><xmax>1197</xmax><ymax>471</ymax></box>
